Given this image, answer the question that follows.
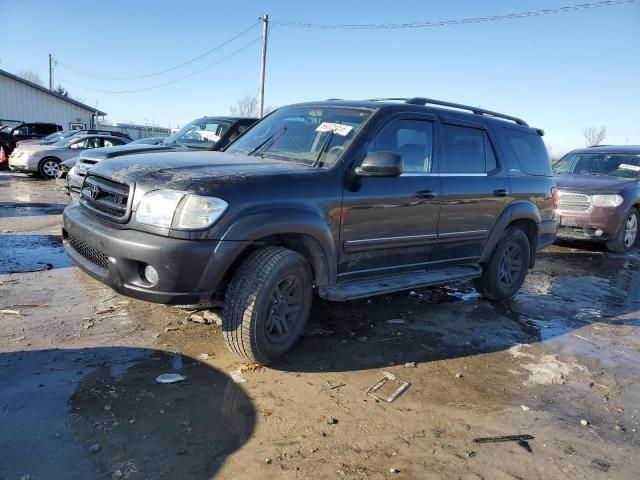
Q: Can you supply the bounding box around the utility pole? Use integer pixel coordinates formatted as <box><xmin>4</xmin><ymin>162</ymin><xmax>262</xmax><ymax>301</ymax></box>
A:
<box><xmin>258</xmin><ymin>14</ymin><xmax>269</xmax><ymax>118</ymax></box>
<box><xmin>48</xmin><ymin>53</ymin><xmax>53</xmax><ymax>90</ymax></box>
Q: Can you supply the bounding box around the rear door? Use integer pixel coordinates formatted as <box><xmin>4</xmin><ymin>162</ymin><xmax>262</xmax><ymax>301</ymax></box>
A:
<box><xmin>431</xmin><ymin>119</ymin><xmax>511</xmax><ymax>264</ymax></box>
<box><xmin>339</xmin><ymin>114</ymin><xmax>442</xmax><ymax>280</ymax></box>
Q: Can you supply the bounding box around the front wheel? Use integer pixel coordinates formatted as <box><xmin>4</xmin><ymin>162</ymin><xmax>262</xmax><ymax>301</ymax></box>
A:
<box><xmin>223</xmin><ymin>247</ymin><xmax>313</xmax><ymax>364</ymax></box>
<box><xmin>38</xmin><ymin>157</ymin><xmax>61</xmax><ymax>179</ymax></box>
<box><xmin>607</xmin><ymin>208</ymin><xmax>639</xmax><ymax>253</ymax></box>
<box><xmin>474</xmin><ymin>227</ymin><xmax>531</xmax><ymax>301</ymax></box>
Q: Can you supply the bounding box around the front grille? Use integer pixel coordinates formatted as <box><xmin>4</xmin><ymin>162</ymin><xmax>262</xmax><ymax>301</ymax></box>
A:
<box><xmin>79</xmin><ymin>175</ymin><xmax>132</xmax><ymax>223</ymax></box>
<box><xmin>67</xmin><ymin>234</ymin><xmax>109</xmax><ymax>270</ymax></box>
<box><xmin>557</xmin><ymin>191</ymin><xmax>591</xmax><ymax>213</ymax></box>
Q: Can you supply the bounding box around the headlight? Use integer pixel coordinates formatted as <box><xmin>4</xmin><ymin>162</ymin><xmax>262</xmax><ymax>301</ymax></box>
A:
<box><xmin>174</xmin><ymin>194</ymin><xmax>228</xmax><ymax>229</ymax></box>
<box><xmin>591</xmin><ymin>194</ymin><xmax>624</xmax><ymax>208</ymax></box>
<box><xmin>136</xmin><ymin>190</ymin><xmax>185</xmax><ymax>228</ymax></box>
<box><xmin>135</xmin><ymin>190</ymin><xmax>228</xmax><ymax>230</ymax></box>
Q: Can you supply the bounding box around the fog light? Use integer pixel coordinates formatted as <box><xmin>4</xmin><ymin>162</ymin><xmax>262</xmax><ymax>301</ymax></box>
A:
<box><xmin>595</xmin><ymin>229</ymin><xmax>604</xmax><ymax>237</ymax></box>
<box><xmin>144</xmin><ymin>265</ymin><xmax>159</xmax><ymax>285</ymax></box>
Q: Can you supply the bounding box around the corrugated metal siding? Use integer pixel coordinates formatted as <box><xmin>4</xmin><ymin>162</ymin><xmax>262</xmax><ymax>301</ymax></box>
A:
<box><xmin>0</xmin><ymin>75</ymin><xmax>96</xmax><ymax>129</ymax></box>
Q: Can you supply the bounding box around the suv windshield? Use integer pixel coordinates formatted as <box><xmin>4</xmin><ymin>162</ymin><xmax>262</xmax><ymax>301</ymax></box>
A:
<box><xmin>226</xmin><ymin>106</ymin><xmax>374</xmax><ymax>167</ymax></box>
<box><xmin>163</xmin><ymin>118</ymin><xmax>231</xmax><ymax>149</ymax></box>
<box><xmin>554</xmin><ymin>152</ymin><xmax>640</xmax><ymax>178</ymax></box>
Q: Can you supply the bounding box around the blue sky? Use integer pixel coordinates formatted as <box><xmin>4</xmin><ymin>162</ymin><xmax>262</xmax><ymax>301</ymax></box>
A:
<box><xmin>1</xmin><ymin>0</ymin><xmax>638</xmax><ymax>153</ymax></box>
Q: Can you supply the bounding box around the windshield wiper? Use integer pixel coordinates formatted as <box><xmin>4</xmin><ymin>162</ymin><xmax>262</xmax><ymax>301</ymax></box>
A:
<box><xmin>248</xmin><ymin>127</ymin><xmax>287</xmax><ymax>157</ymax></box>
<box><xmin>311</xmin><ymin>132</ymin><xmax>335</xmax><ymax>168</ymax></box>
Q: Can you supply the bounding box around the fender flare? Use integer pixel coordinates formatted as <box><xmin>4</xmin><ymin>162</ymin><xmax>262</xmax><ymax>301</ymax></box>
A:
<box><xmin>200</xmin><ymin>208</ymin><xmax>337</xmax><ymax>290</ymax></box>
<box><xmin>480</xmin><ymin>201</ymin><xmax>541</xmax><ymax>266</ymax></box>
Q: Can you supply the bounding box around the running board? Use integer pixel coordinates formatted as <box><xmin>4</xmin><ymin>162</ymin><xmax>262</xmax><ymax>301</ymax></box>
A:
<box><xmin>319</xmin><ymin>266</ymin><xmax>482</xmax><ymax>302</ymax></box>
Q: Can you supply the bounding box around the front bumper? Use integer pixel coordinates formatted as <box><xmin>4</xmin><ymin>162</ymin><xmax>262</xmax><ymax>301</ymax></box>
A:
<box><xmin>8</xmin><ymin>152</ymin><xmax>39</xmax><ymax>172</ymax></box>
<box><xmin>556</xmin><ymin>206</ymin><xmax>623</xmax><ymax>242</ymax></box>
<box><xmin>62</xmin><ymin>203</ymin><xmax>250</xmax><ymax>304</ymax></box>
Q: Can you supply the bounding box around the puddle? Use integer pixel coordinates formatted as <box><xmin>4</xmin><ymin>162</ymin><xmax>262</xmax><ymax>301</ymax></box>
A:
<box><xmin>0</xmin><ymin>347</ymin><xmax>256</xmax><ymax>480</ymax></box>
<box><xmin>0</xmin><ymin>202</ymin><xmax>66</xmax><ymax>217</ymax></box>
<box><xmin>0</xmin><ymin>234</ymin><xmax>72</xmax><ymax>273</ymax></box>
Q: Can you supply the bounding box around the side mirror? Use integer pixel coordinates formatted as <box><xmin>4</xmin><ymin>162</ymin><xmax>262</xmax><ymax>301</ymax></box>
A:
<box><xmin>355</xmin><ymin>151</ymin><xmax>403</xmax><ymax>177</ymax></box>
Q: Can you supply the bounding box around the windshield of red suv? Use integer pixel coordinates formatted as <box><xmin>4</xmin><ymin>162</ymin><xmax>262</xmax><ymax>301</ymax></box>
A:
<box><xmin>226</xmin><ymin>106</ymin><xmax>374</xmax><ymax>168</ymax></box>
<box><xmin>554</xmin><ymin>152</ymin><xmax>640</xmax><ymax>178</ymax></box>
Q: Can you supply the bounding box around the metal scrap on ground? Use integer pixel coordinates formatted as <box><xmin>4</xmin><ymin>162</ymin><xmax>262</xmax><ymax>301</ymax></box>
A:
<box><xmin>366</xmin><ymin>371</ymin><xmax>411</xmax><ymax>402</ymax></box>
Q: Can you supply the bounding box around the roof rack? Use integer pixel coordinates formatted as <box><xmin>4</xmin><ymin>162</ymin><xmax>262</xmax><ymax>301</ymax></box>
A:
<box><xmin>367</xmin><ymin>97</ymin><xmax>529</xmax><ymax>127</ymax></box>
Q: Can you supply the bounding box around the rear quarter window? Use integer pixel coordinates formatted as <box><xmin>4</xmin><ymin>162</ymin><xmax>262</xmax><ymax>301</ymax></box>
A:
<box><xmin>496</xmin><ymin>126</ymin><xmax>552</xmax><ymax>177</ymax></box>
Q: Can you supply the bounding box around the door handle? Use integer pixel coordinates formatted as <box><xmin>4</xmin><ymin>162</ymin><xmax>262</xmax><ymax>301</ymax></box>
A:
<box><xmin>493</xmin><ymin>189</ymin><xmax>508</xmax><ymax>197</ymax></box>
<box><xmin>416</xmin><ymin>190</ymin><xmax>437</xmax><ymax>199</ymax></box>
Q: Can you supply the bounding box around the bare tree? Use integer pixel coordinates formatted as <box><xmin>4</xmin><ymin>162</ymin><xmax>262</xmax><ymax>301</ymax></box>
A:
<box><xmin>55</xmin><ymin>84</ymin><xmax>69</xmax><ymax>97</ymax></box>
<box><xmin>16</xmin><ymin>69</ymin><xmax>44</xmax><ymax>86</ymax></box>
<box><xmin>545</xmin><ymin>142</ymin><xmax>567</xmax><ymax>164</ymax></box>
<box><xmin>583</xmin><ymin>126</ymin><xmax>607</xmax><ymax>146</ymax></box>
<box><xmin>230</xmin><ymin>95</ymin><xmax>259</xmax><ymax>117</ymax></box>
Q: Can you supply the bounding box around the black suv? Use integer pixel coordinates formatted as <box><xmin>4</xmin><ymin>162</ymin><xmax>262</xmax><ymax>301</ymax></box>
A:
<box><xmin>0</xmin><ymin>122</ymin><xmax>62</xmax><ymax>156</ymax></box>
<box><xmin>62</xmin><ymin>98</ymin><xmax>558</xmax><ymax>363</ymax></box>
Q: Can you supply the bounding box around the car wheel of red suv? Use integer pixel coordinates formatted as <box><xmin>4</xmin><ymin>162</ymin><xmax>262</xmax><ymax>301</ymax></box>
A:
<box><xmin>607</xmin><ymin>207</ymin><xmax>639</xmax><ymax>253</ymax></box>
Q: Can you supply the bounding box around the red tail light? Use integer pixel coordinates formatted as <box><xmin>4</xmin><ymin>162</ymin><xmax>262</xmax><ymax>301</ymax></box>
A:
<box><xmin>551</xmin><ymin>187</ymin><xmax>559</xmax><ymax>209</ymax></box>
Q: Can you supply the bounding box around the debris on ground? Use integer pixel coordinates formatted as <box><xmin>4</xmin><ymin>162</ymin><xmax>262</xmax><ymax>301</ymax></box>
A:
<box><xmin>235</xmin><ymin>362</ymin><xmax>263</xmax><ymax>373</ymax></box>
<box><xmin>94</xmin><ymin>306</ymin><xmax>116</xmax><ymax>315</ymax></box>
<box><xmin>326</xmin><ymin>380</ymin><xmax>346</xmax><ymax>390</ymax></box>
<box><xmin>202</xmin><ymin>310</ymin><xmax>222</xmax><ymax>326</ymax></box>
<box><xmin>404</xmin><ymin>362</ymin><xmax>417</xmax><ymax>368</ymax></box>
<box><xmin>88</xmin><ymin>443</ymin><xmax>101</xmax><ymax>453</ymax></box>
<box><xmin>455</xmin><ymin>372</ymin><xmax>464</xmax><ymax>379</ymax></box>
<box><xmin>580</xmin><ymin>419</ymin><xmax>590</xmax><ymax>426</ymax></box>
<box><xmin>0</xmin><ymin>309</ymin><xmax>21</xmax><ymax>315</ymax></box>
<box><xmin>155</xmin><ymin>373</ymin><xmax>186</xmax><ymax>384</ymax></box>
<box><xmin>164</xmin><ymin>326</ymin><xmax>179</xmax><ymax>332</ymax></box>
<box><xmin>188</xmin><ymin>313</ymin><xmax>208</xmax><ymax>324</ymax></box>
<box><xmin>303</xmin><ymin>328</ymin><xmax>335</xmax><ymax>337</ymax></box>
<box><xmin>521</xmin><ymin>405</ymin><xmax>530</xmax><ymax>411</ymax></box>
<box><xmin>386</xmin><ymin>319</ymin><xmax>406</xmax><ymax>325</ymax></box>
<box><xmin>230</xmin><ymin>369</ymin><xmax>247</xmax><ymax>383</ymax></box>
<box><xmin>197</xmin><ymin>353</ymin><xmax>213</xmax><ymax>361</ymax></box>
<box><xmin>473</xmin><ymin>434</ymin><xmax>534</xmax><ymax>444</ymax></box>
<box><xmin>326</xmin><ymin>417</ymin><xmax>338</xmax><ymax>425</ymax></box>
<box><xmin>265</xmin><ymin>458</ymin><xmax>272</xmax><ymax>465</ymax></box>
<box><xmin>591</xmin><ymin>458</ymin><xmax>611</xmax><ymax>472</ymax></box>
<box><xmin>81</xmin><ymin>319</ymin><xmax>95</xmax><ymax>329</ymax></box>
<box><xmin>366</xmin><ymin>371</ymin><xmax>411</xmax><ymax>403</ymax></box>
<box><xmin>390</xmin><ymin>468</ymin><xmax>400</xmax><ymax>473</ymax></box>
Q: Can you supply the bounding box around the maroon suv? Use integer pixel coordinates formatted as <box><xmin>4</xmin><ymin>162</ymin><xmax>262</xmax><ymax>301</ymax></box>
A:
<box><xmin>553</xmin><ymin>145</ymin><xmax>640</xmax><ymax>252</ymax></box>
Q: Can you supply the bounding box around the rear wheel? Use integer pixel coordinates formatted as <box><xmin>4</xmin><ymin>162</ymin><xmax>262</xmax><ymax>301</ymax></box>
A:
<box><xmin>606</xmin><ymin>208</ymin><xmax>639</xmax><ymax>253</ymax></box>
<box><xmin>474</xmin><ymin>227</ymin><xmax>530</xmax><ymax>301</ymax></box>
<box><xmin>38</xmin><ymin>157</ymin><xmax>61</xmax><ymax>179</ymax></box>
<box><xmin>223</xmin><ymin>247</ymin><xmax>313</xmax><ymax>364</ymax></box>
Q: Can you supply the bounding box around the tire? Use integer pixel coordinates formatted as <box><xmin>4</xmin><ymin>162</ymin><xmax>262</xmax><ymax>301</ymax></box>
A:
<box><xmin>606</xmin><ymin>207</ymin><xmax>639</xmax><ymax>253</ymax></box>
<box><xmin>38</xmin><ymin>157</ymin><xmax>61</xmax><ymax>179</ymax></box>
<box><xmin>474</xmin><ymin>227</ymin><xmax>531</xmax><ymax>301</ymax></box>
<box><xmin>223</xmin><ymin>247</ymin><xmax>313</xmax><ymax>364</ymax></box>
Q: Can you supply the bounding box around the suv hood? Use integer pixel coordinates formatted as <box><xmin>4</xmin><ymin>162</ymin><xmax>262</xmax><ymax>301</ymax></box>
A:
<box><xmin>81</xmin><ymin>143</ymin><xmax>179</xmax><ymax>161</ymax></box>
<box><xmin>90</xmin><ymin>151</ymin><xmax>313</xmax><ymax>192</ymax></box>
<box><xmin>554</xmin><ymin>173</ymin><xmax>638</xmax><ymax>193</ymax></box>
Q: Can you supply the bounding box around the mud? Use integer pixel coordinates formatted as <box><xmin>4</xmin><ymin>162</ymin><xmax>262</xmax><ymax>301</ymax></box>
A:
<box><xmin>1</xmin><ymin>172</ymin><xmax>639</xmax><ymax>479</ymax></box>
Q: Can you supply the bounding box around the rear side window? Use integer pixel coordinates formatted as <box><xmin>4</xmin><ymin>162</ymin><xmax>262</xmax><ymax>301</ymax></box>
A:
<box><xmin>441</xmin><ymin>124</ymin><xmax>496</xmax><ymax>173</ymax></box>
<box><xmin>497</xmin><ymin>126</ymin><xmax>551</xmax><ymax>176</ymax></box>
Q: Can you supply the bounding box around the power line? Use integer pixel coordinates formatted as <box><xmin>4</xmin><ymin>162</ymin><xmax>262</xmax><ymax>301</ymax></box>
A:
<box><xmin>272</xmin><ymin>0</ymin><xmax>634</xmax><ymax>29</ymax></box>
<box><xmin>55</xmin><ymin>21</ymin><xmax>259</xmax><ymax>80</ymax></box>
<box><xmin>56</xmin><ymin>36</ymin><xmax>261</xmax><ymax>94</ymax></box>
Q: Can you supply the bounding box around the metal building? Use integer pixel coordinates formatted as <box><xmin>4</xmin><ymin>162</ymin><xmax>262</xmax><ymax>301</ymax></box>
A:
<box><xmin>0</xmin><ymin>68</ymin><xmax>105</xmax><ymax>130</ymax></box>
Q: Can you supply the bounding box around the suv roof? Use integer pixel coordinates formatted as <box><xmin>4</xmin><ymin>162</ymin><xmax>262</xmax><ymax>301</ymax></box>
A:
<box><xmin>297</xmin><ymin>98</ymin><xmax>543</xmax><ymax>135</ymax></box>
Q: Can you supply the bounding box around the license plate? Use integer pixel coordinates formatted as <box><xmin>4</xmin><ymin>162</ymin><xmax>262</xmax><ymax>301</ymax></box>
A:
<box><xmin>560</xmin><ymin>216</ymin><xmax>578</xmax><ymax>227</ymax></box>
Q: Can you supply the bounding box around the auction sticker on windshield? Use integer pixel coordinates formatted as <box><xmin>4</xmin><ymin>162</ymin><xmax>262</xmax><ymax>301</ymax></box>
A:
<box><xmin>316</xmin><ymin>122</ymin><xmax>353</xmax><ymax>136</ymax></box>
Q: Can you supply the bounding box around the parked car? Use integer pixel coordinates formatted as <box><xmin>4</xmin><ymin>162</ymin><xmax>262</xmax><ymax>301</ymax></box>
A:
<box><xmin>129</xmin><ymin>136</ymin><xmax>167</xmax><ymax>145</ymax></box>
<box><xmin>62</xmin><ymin>98</ymin><xmax>557</xmax><ymax>363</ymax></box>
<box><xmin>553</xmin><ymin>145</ymin><xmax>640</xmax><ymax>252</ymax></box>
<box><xmin>0</xmin><ymin>122</ymin><xmax>62</xmax><ymax>156</ymax></box>
<box><xmin>62</xmin><ymin>116</ymin><xmax>256</xmax><ymax>197</ymax></box>
<box><xmin>9</xmin><ymin>133</ymin><xmax>131</xmax><ymax>178</ymax></box>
